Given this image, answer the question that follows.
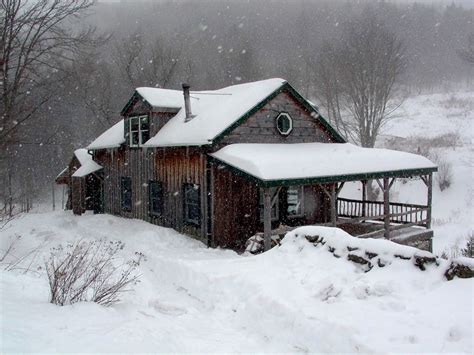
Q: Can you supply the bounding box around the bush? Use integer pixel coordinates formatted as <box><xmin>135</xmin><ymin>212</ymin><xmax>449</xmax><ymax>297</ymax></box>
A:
<box><xmin>430</xmin><ymin>152</ymin><xmax>453</xmax><ymax>191</ymax></box>
<box><xmin>45</xmin><ymin>240</ymin><xmax>143</xmax><ymax>306</ymax></box>
<box><xmin>384</xmin><ymin>132</ymin><xmax>461</xmax><ymax>158</ymax></box>
<box><xmin>440</xmin><ymin>232</ymin><xmax>473</xmax><ymax>259</ymax></box>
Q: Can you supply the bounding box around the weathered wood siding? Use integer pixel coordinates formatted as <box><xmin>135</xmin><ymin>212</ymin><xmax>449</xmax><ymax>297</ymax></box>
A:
<box><xmin>212</xmin><ymin>167</ymin><xmax>331</xmax><ymax>249</ymax></box>
<box><xmin>212</xmin><ymin>167</ymin><xmax>259</xmax><ymax>249</ymax></box>
<box><xmin>219</xmin><ymin>90</ymin><xmax>334</xmax><ymax>145</ymax></box>
<box><xmin>95</xmin><ymin>147</ymin><xmax>207</xmax><ymax>242</ymax></box>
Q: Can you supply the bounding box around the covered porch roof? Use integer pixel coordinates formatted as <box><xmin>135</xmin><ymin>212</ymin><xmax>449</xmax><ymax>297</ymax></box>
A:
<box><xmin>209</xmin><ymin>143</ymin><xmax>437</xmax><ymax>187</ymax></box>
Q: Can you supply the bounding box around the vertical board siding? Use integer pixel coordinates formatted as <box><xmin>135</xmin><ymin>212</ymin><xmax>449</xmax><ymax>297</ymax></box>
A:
<box><xmin>95</xmin><ymin>147</ymin><xmax>207</xmax><ymax>242</ymax></box>
<box><xmin>212</xmin><ymin>167</ymin><xmax>259</xmax><ymax>249</ymax></box>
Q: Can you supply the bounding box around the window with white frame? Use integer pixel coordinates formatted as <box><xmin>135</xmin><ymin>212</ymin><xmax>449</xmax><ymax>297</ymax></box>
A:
<box><xmin>276</xmin><ymin>112</ymin><xmax>293</xmax><ymax>135</ymax></box>
<box><xmin>129</xmin><ymin>115</ymin><xmax>149</xmax><ymax>147</ymax></box>
<box><xmin>287</xmin><ymin>186</ymin><xmax>304</xmax><ymax>218</ymax></box>
<box><xmin>259</xmin><ymin>187</ymin><xmax>279</xmax><ymax>222</ymax></box>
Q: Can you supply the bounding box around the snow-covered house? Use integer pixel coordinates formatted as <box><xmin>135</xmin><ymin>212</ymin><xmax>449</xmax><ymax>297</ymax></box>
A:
<box><xmin>62</xmin><ymin>79</ymin><xmax>437</xmax><ymax>251</ymax></box>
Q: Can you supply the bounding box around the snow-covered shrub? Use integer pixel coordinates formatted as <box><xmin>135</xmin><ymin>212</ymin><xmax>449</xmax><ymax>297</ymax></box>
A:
<box><xmin>429</xmin><ymin>153</ymin><xmax>453</xmax><ymax>191</ymax></box>
<box><xmin>45</xmin><ymin>240</ymin><xmax>143</xmax><ymax>306</ymax></box>
<box><xmin>442</xmin><ymin>232</ymin><xmax>474</xmax><ymax>259</ymax></box>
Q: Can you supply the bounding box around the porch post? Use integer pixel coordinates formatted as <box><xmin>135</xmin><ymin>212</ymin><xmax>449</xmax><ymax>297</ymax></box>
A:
<box><xmin>331</xmin><ymin>183</ymin><xmax>337</xmax><ymax>227</ymax></box>
<box><xmin>383</xmin><ymin>177</ymin><xmax>390</xmax><ymax>239</ymax></box>
<box><xmin>426</xmin><ymin>173</ymin><xmax>433</xmax><ymax>229</ymax></box>
<box><xmin>263</xmin><ymin>187</ymin><xmax>272</xmax><ymax>251</ymax></box>
<box><xmin>361</xmin><ymin>180</ymin><xmax>367</xmax><ymax>217</ymax></box>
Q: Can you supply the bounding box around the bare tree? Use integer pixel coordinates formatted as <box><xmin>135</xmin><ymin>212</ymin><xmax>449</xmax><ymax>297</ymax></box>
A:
<box><xmin>312</xmin><ymin>13</ymin><xmax>406</xmax><ymax>148</ymax></box>
<box><xmin>0</xmin><ymin>0</ymin><xmax>99</xmax><ymax>219</ymax></box>
<box><xmin>69</xmin><ymin>49</ymin><xmax>116</xmax><ymax>128</ymax></box>
<box><xmin>0</xmin><ymin>0</ymin><xmax>97</xmax><ymax>152</ymax></box>
<box><xmin>114</xmin><ymin>32</ymin><xmax>182</xmax><ymax>90</ymax></box>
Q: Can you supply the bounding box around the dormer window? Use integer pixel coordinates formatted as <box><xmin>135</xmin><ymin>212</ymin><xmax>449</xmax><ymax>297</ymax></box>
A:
<box><xmin>129</xmin><ymin>115</ymin><xmax>149</xmax><ymax>147</ymax></box>
<box><xmin>276</xmin><ymin>112</ymin><xmax>293</xmax><ymax>136</ymax></box>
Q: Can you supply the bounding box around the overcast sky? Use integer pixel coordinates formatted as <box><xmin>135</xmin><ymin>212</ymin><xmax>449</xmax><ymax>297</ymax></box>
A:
<box><xmin>99</xmin><ymin>0</ymin><xmax>473</xmax><ymax>6</ymax></box>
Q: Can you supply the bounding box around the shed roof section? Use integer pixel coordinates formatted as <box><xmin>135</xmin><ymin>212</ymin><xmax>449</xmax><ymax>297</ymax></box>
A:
<box><xmin>143</xmin><ymin>78</ymin><xmax>287</xmax><ymax>147</ymax></box>
<box><xmin>87</xmin><ymin>119</ymin><xmax>125</xmax><ymax>150</ymax></box>
<box><xmin>72</xmin><ymin>149</ymin><xmax>103</xmax><ymax>177</ymax></box>
<box><xmin>210</xmin><ymin>143</ymin><xmax>437</xmax><ymax>186</ymax></box>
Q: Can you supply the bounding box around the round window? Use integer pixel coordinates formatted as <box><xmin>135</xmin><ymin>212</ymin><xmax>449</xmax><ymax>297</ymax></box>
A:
<box><xmin>276</xmin><ymin>113</ymin><xmax>293</xmax><ymax>135</ymax></box>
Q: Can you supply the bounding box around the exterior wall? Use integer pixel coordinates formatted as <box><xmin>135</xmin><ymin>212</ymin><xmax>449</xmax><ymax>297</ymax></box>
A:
<box><xmin>71</xmin><ymin>177</ymin><xmax>85</xmax><ymax>215</ymax></box>
<box><xmin>212</xmin><ymin>168</ymin><xmax>259</xmax><ymax>249</ymax></box>
<box><xmin>218</xmin><ymin>90</ymin><xmax>334</xmax><ymax>145</ymax></box>
<box><xmin>211</xmin><ymin>167</ymin><xmax>332</xmax><ymax>249</ymax></box>
<box><xmin>95</xmin><ymin>147</ymin><xmax>208</xmax><ymax>243</ymax></box>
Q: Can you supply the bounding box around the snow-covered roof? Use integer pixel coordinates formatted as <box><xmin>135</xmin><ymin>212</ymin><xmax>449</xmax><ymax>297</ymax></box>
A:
<box><xmin>210</xmin><ymin>143</ymin><xmax>437</xmax><ymax>185</ymax></box>
<box><xmin>87</xmin><ymin>119</ymin><xmax>125</xmax><ymax>150</ymax></box>
<box><xmin>136</xmin><ymin>87</ymin><xmax>184</xmax><ymax>110</ymax></box>
<box><xmin>72</xmin><ymin>149</ymin><xmax>102</xmax><ymax>178</ymax></box>
<box><xmin>144</xmin><ymin>78</ymin><xmax>287</xmax><ymax>147</ymax></box>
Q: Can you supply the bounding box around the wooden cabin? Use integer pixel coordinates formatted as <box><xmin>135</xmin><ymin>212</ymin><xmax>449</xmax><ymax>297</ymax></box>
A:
<box><xmin>61</xmin><ymin>79</ymin><xmax>437</xmax><ymax>251</ymax></box>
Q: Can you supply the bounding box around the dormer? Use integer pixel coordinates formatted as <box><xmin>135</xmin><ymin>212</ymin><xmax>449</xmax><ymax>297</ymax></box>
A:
<box><xmin>120</xmin><ymin>87</ymin><xmax>182</xmax><ymax>148</ymax></box>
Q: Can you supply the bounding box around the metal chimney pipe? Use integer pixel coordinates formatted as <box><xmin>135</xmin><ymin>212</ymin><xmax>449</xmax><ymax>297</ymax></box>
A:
<box><xmin>182</xmin><ymin>83</ymin><xmax>193</xmax><ymax>122</ymax></box>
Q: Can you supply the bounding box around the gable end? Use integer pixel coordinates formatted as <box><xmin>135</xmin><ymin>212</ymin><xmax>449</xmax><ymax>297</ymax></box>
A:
<box><xmin>212</xmin><ymin>82</ymin><xmax>346</xmax><ymax>145</ymax></box>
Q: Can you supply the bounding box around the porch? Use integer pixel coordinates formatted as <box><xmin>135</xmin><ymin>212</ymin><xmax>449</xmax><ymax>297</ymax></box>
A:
<box><xmin>210</xmin><ymin>142</ymin><xmax>437</xmax><ymax>252</ymax></box>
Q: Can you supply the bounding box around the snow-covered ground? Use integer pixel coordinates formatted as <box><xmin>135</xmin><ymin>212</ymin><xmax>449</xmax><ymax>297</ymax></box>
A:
<box><xmin>1</xmin><ymin>211</ymin><xmax>472</xmax><ymax>353</ymax></box>
<box><xmin>1</xmin><ymin>90</ymin><xmax>473</xmax><ymax>353</ymax></box>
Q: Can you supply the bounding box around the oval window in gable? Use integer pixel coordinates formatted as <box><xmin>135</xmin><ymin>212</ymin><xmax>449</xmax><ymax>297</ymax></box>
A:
<box><xmin>276</xmin><ymin>112</ymin><xmax>293</xmax><ymax>136</ymax></box>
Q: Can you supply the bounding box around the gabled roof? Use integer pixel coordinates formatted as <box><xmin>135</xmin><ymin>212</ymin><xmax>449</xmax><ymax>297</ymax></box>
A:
<box><xmin>144</xmin><ymin>78</ymin><xmax>289</xmax><ymax>147</ymax></box>
<box><xmin>88</xmin><ymin>119</ymin><xmax>125</xmax><ymax>150</ymax></box>
<box><xmin>210</xmin><ymin>143</ymin><xmax>437</xmax><ymax>187</ymax></box>
<box><xmin>88</xmin><ymin>78</ymin><xmax>345</xmax><ymax>150</ymax></box>
<box><xmin>72</xmin><ymin>149</ymin><xmax>103</xmax><ymax>177</ymax></box>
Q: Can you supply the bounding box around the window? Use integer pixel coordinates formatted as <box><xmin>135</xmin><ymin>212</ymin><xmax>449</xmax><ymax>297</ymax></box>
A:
<box><xmin>287</xmin><ymin>186</ymin><xmax>304</xmax><ymax>218</ymax></box>
<box><xmin>121</xmin><ymin>177</ymin><xmax>132</xmax><ymax>212</ymax></box>
<box><xmin>183</xmin><ymin>183</ymin><xmax>201</xmax><ymax>226</ymax></box>
<box><xmin>129</xmin><ymin>115</ymin><xmax>149</xmax><ymax>147</ymax></box>
<box><xmin>149</xmin><ymin>181</ymin><xmax>163</xmax><ymax>216</ymax></box>
<box><xmin>259</xmin><ymin>187</ymin><xmax>279</xmax><ymax>222</ymax></box>
<box><xmin>276</xmin><ymin>112</ymin><xmax>293</xmax><ymax>135</ymax></box>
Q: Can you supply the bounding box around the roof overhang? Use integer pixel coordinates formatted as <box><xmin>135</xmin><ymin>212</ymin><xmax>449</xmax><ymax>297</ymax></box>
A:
<box><xmin>209</xmin><ymin>143</ymin><xmax>437</xmax><ymax>188</ymax></box>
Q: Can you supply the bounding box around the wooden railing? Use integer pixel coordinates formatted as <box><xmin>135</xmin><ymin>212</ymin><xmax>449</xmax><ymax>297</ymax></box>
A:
<box><xmin>337</xmin><ymin>198</ymin><xmax>429</xmax><ymax>227</ymax></box>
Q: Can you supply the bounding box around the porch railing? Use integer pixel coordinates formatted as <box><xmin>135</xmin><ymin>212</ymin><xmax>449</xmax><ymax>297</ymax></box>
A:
<box><xmin>337</xmin><ymin>198</ymin><xmax>429</xmax><ymax>228</ymax></box>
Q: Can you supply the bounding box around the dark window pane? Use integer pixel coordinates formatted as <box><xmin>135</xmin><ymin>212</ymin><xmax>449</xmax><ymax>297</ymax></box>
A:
<box><xmin>130</xmin><ymin>117</ymin><xmax>139</xmax><ymax>131</ymax></box>
<box><xmin>184</xmin><ymin>184</ymin><xmax>200</xmax><ymax>225</ymax></box>
<box><xmin>141</xmin><ymin>130</ymin><xmax>149</xmax><ymax>144</ymax></box>
<box><xmin>149</xmin><ymin>181</ymin><xmax>163</xmax><ymax>216</ymax></box>
<box><xmin>140</xmin><ymin>116</ymin><xmax>149</xmax><ymax>130</ymax></box>
<box><xmin>121</xmin><ymin>177</ymin><xmax>132</xmax><ymax>211</ymax></box>
<box><xmin>131</xmin><ymin>132</ymin><xmax>139</xmax><ymax>145</ymax></box>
